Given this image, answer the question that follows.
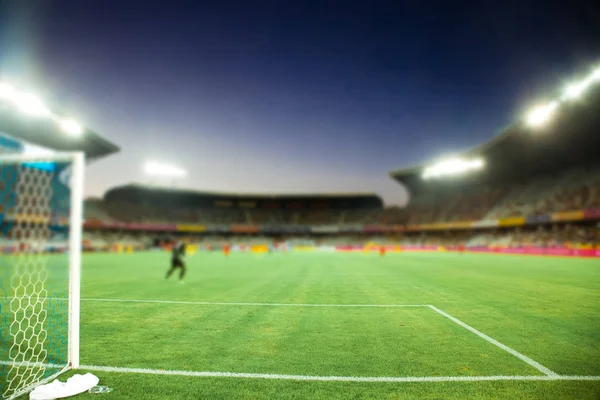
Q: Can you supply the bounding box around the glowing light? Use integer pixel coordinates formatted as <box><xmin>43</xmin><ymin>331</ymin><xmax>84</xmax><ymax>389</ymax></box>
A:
<box><xmin>12</xmin><ymin>92</ymin><xmax>51</xmax><ymax>117</ymax></box>
<box><xmin>422</xmin><ymin>158</ymin><xmax>484</xmax><ymax>180</ymax></box>
<box><xmin>1</xmin><ymin>81</ymin><xmax>91</xmax><ymax>138</ymax></box>
<box><xmin>526</xmin><ymin>102</ymin><xmax>557</xmax><ymax>128</ymax></box>
<box><xmin>144</xmin><ymin>161</ymin><xmax>187</xmax><ymax>178</ymax></box>
<box><xmin>0</xmin><ymin>82</ymin><xmax>15</xmax><ymax>99</ymax></box>
<box><xmin>591</xmin><ymin>67</ymin><xmax>600</xmax><ymax>82</ymax></box>
<box><xmin>58</xmin><ymin>118</ymin><xmax>84</xmax><ymax>136</ymax></box>
<box><xmin>563</xmin><ymin>81</ymin><xmax>588</xmax><ymax>100</ymax></box>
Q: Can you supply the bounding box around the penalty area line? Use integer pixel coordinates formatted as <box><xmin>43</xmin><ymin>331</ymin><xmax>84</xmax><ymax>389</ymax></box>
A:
<box><xmin>427</xmin><ymin>305</ymin><xmax>558</xmax><ymax>377</ymax></box>
<box><xmin>80</xmin><ymin>365</ymin><xmax>600</xmax><ymax>382</ymax></box>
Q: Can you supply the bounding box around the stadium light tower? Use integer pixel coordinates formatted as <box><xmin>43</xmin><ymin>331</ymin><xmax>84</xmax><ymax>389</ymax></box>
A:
<box><xmin>144</xmin><ymin>160</ymin><xmax>187</xmax><ymax>187</ymax></box>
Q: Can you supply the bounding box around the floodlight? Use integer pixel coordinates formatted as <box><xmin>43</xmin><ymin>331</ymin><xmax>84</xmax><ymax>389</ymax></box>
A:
<box><xmin>144</xmin><ymin>161</ymin><xmax>187</xmax><ymax>178</ymax></box>
<box><xmin>422</xmin><ymin>158</ymin><xmax>484</xmax><ymax>179</ymax></box>
<box><xmin>563</xmin><ymin>83</ymin><xmax>585</xmax><ymax>100</ymax></box>
<box><xmin>591</xmin><ymin>67</ymin><xmax>600</xmax><ymax>82</ymax></box>
<box><xmin>563</xmin><ymin>81</ymin><xmax>587</xmax><ymax>100</ymax></box>
<box><xmin>58</xmin><ymin>118</ymin><xmax>84</xmax><ymax>136</ymax></box>
<box><xmin>525</xmin><ymin>102</ymin><xmax>557</xmax><ymax>128</ymax></box>
<box><xmin>12</xmin><ymin>92</ymin><xmax>51</xmax><ymax>117</ymax></box>
<box><xmin>0</xmin><ymin>82</ymin><xmax>15</xmax><ymax>99</ymax></box>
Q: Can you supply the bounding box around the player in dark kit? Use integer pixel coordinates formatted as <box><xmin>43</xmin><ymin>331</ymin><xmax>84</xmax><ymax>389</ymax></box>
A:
<box><xmin>166</xmin><ymin>240</ymin><xmax>186</xmax><ymax>283</ymax></box>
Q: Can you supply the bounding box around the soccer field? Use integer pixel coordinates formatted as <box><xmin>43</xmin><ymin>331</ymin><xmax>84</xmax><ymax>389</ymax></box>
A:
<box><xmin>27</xmin><ymin>252</ymin><xmax>600</xmax><ymax>399</ymax></box>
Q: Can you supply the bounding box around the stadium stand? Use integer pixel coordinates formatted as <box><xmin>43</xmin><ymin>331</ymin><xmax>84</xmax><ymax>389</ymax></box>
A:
<box><xmin>79</xmin><ymin>77</ymin><xmax>600</xmax><ymax>254</ymax></box>
<box><xmin>84</xmin><ymin>198</ymin><xmax>115</xmax><ymax>221</ymax></box>
<box><xmin>89</xmin><ymin>185</ymin><xmax>383</xmax><ymax>226</ymax></box>
<box><xmin>390</xmin><ymin>86</ymin><xmax>600</xmax><ymax>227</ymax></box>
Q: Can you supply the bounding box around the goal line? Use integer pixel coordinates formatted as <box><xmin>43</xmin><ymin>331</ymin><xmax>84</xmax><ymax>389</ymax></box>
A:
<box><xmin>2</xmin><ymin>361</ymin><xmax>599</xmax><ymax>383</ymax></box>
<box><xmin>80</xmin><ymin>365</ymin><xmax>600</xmax><ymax>382</ymax></box>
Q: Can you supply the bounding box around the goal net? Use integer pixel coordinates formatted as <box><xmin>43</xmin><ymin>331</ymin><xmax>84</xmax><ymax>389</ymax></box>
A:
<box><xmin>0</xmin><ymin>152</ymin><xmax>84</xmax><ymax>400</ymax></box>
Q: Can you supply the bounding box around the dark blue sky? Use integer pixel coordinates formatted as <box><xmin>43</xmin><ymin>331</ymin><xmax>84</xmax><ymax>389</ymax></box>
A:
<box><xmin>1</xmin><ymin>0</ymin><xmax>599</xmax><ymax>204</ymax></box>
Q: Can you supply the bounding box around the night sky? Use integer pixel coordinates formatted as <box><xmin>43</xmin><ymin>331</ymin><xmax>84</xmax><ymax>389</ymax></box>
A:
<box><xmin>1</xmin><ymin>0</ymin><xmax>599</xmax><ymax>205</ymax></box>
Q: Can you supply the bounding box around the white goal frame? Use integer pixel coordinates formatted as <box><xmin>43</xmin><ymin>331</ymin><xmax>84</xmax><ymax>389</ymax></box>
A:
<box><xmin>0</xmin><ymin>151</ymin><xmax>84</xmax><ymax>399</ymax></box>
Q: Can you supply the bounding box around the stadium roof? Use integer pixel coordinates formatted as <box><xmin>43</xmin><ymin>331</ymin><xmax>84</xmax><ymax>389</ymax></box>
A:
<box><xmin>0</xmin><ymin>80</ymin><xmax>119</xmax><ymax>160</ymax></box>
<box><xmin>390</xmin><ymin>76</ymin><xmax>600</xmax><ymax>197</ymax></box>
<box><xmin>104</xmin><ymin>184</ymin><xmax>384</xmax><ymax>209</ymax></box>
<box><xmin>0</xmin><ymin>107</ymin><xmax>119</xmax><ymax>160</ymax></box>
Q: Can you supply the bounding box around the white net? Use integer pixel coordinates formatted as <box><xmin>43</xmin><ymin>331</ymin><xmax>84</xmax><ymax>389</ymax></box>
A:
<box><xmin>0</xmin><ymin>156</ymin><xmax>77</xmax><ymax>399</ymax></box>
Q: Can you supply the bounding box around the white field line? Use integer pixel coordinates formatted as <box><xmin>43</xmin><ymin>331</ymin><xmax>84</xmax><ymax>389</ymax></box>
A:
<box><xmin>67</xmin><ymin>365</ymin><xmax>600</xmax><ymax>382</ymax></box>
<box><xmin>1</xmin><ymin>300</ymin><xmax>567</xmax><ymax>379</ymax></box>
<box><xmin>427</xmin><ymin>305</ymin><xmax>558</xmax><ymax>377</ymax></box>
<box><xmin>41</xmin><ymin>297</ymin><xmax>429</xmax><ymax>307</ymax></box>
<box><xmin>3</xmin><ymin>361</ymin><xmax>600</xmax><ymax>382</ymax></box>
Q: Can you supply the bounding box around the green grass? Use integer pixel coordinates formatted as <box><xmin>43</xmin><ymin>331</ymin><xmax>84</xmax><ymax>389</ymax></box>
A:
<box><xmin>15</xmin><ymin>252</ymin><xmax>600</xmax><ymax>398</ymax></box>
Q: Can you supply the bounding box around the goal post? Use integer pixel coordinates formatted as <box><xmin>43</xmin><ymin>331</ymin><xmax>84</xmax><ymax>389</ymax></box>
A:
<box><xmin>68</xmin><ymin>152</ymin><xmax>84</xmax><ymax>371</ymax></box>
<box><xmin>0</xmin><ymin>152</ymin><xmax>85</xmax><ymax>400</ymax></box>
